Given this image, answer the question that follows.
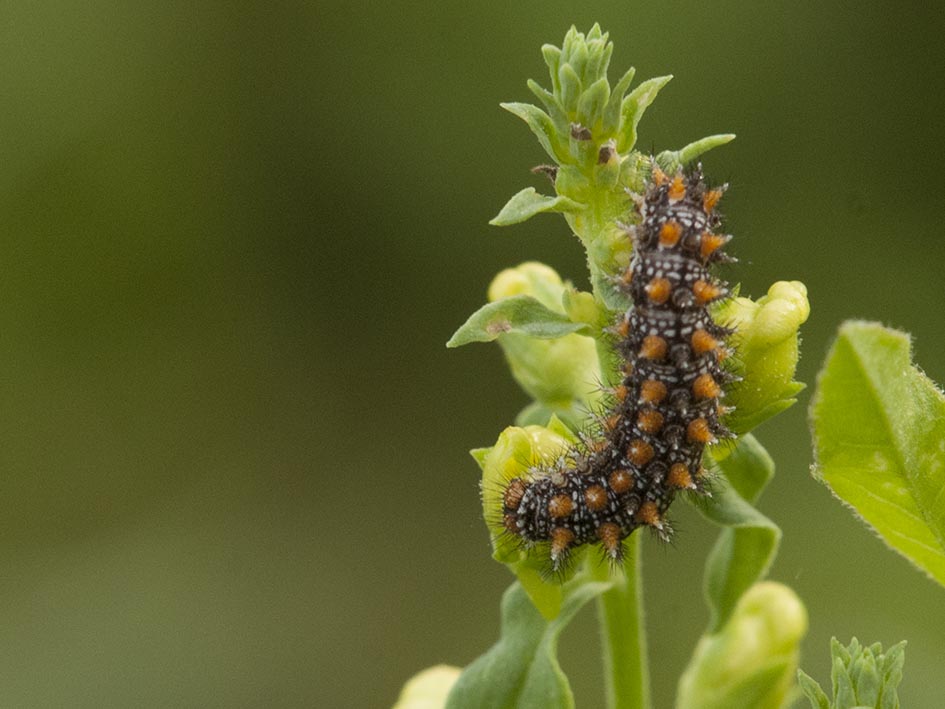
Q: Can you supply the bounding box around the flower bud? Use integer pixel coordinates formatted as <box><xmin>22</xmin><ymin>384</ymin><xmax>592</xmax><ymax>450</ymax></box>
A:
<box><xmin>488</xmin><ymin>263</ymin><xmax>601</xmax><ymax>418</ymax></box>
<box><xmin>677</xmin><ymin>582</ymin><xmax>808</xmax><ymax>709</ymax></box>
<box><xmin>716</xmin><ymin>281</ymin><xmax>810</xmax><ymax>434</ymax></box>
<box><xmin>561</xmin><ymin>285</ymin><xmax>600</xmax><ymax>328</ymax></box>
<box><xmin>476</xmin><ymin>420</ymin><xmax>576</xmax><ymax>555</ymax></box>
<box><xmin>393</xmin><ymin>665</ymin><xmax>461</xmax><ymax>709</ymax></box>
<box><xmin>473</xmin><ymin>419</ymin><xmax>579</xmax><ymax>617</ymax></box>
<box><xmin>487</xmin><ymin>261</ymin><xmax>564</xmax><ymax>309</ymax></box>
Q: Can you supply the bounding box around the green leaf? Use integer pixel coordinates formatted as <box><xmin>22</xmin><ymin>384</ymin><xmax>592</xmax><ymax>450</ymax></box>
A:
<box><xmin>558</xmin><ymin>63</ymin><xmax>582</xmax><ymax>113</ymax></box>
<box><xmin>799</xmin><ymin>637</ymin><xmax>906</xmax><ymax>709</ymax></box>
<box><xmin>541</xmin><ymin>44</ymin><xmax>562</xmax><ymax>93</ymax></box>
<box><xmin>712</xmin><ymin>433</ymin><xmax>776</xmax><ymax>503</ymax></box>
<box><xmin>445</xmin><ymin>579</ymin><xmax>610</xmax><ymax>709</ymax></box>
<box><xmin>728</xmin><ymin>386</ymin><xmax>804</xmax><ymax>436</ymax></box>
<box><xmin>616</xmin><ymin>74</ymin><xmax>672</xmax><ymax>152</ymax></box>
<box><xmin>811</xmin><ymin>321</ymin><xmax>945</xmax><ymax>588</ymax></box>
<box><xmin>601</xmin><ymin>67</ymin><xmax>635</xmax><ymax>135</ymax></box>
<box><xmin>515</xmin><ymin>401</ymin><xmax>555</xmax><ymax>427</ymax></box>
<box><xmin>880</xmin><ymin>642</ymin><xmax>906</xmax><ymax>709</ymax></box>
<box><xmin>514</xmin><ymin>401</ymin><xmax>585</xmax><ymax>432</ymax></box>
<box><xmin>490</xmin><ymin>187</ymin><xmax>584</xmax><ymax>226</ymax></box>
<box><xmin>854</xmin><ymin>651</ymin><xmax>881</xmax><ymax>706</ymax></box>
<box><xmin>695</xmin><ymin>435</ymin><xmax>781</xmax><ymax>632</ymax></box>
<box><xmin>470</xmin><ymin>448</ymin><xmax>490</xmax><ymax>469</ymax></box>
<box><xmin>447</xmin><ymin>295</ymin><xmax>589</xmax><ymax>348</ymax></box>
<box><xmin>580</xmin><ymin>25</ymin><xmax>611</xmax><ymax>85</ymax></box>
<box><xmin>568</xmin><ymin>44</ymin><xmax>589</xmax><ymax>87</ymax></box>
<box><xmin>500</xmin><ymin>102</ymin><xmax>568</xmax><ymax>164</ymax></box>
<box><xmin>655</xmin><ymin>134</ymin><xmax>735</xmax><ymax>171</ymax></box>
<box><xmin>526</xmin><ymin>79</ymin><xmax>568</xmax><ymax>130</ymax></box>
<box><xmin>797</xmin><ymin>670</ymin><xmax>831</xmax><ymax>709</ymax></box>
<box><xmin>577</xmin><ymin>77</ymin><xmax>610</xmax><ymax>130</ymax></box>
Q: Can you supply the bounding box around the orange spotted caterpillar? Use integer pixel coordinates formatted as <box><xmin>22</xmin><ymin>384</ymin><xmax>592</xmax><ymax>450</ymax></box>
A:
<box><xmin>501</xmin><ymin>163</ymin><xmax>736</xmax><ymax>572</ymax></box>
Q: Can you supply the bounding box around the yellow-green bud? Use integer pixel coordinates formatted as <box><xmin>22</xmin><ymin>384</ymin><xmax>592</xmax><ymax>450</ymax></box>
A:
<box><xmin>717</xmin><ymin>281</ymin><xmax>810</xmax><ymax>434</ymax></box>
<box><xmin>488</xmin><ymin>263</ymin><xmax>601</xmax><ymax>415</ymax></box>
<box><xmin>562</xmin><ymin>285</ymin><xmax>600</xmax><ymax>328</ymax></box>
<box><xmin>475</xmin><ymin>420</ymin><xmax>575</xmax><ymax>554</ymax></box>
<box><xmin>393</xmin><ymin>665</ymin><xmax>461</xmax><ymax>709</ymax></box>
<box><xmin>488</xmin><ymin>261</ymin><xmax>564</xmax><ymax>309</ymax></box>
<box><xmin>472</xmin><ymin>419</ymin><xmax>579</xmax><ymax>617</ymax></box>
<box><xmin>677</xmin><ymin>582</ymin><xmax>808</xmax><ymax>709</ymax></box>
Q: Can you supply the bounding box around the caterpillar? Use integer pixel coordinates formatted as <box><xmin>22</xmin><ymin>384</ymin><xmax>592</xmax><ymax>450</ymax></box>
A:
<box><xmin>500</xmin><ymin>163</ymin><xmax>736</xmax><ymax>572</ymax></box>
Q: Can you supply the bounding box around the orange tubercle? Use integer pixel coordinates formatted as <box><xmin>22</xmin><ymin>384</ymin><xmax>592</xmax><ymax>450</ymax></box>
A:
<box><xmin>548</xmin><ymin>494</ymin><xmax>573</xmax><ymax>518</ymax></box>
<box><xmin>703</xmin><ymin>188</ymin><xmax>724</xmax><ymax>212</ymax></box>
<box><xmin>636</xmin><ymin>409</ymin><xmax>664</xmax><ymax>434</ymax></box>
<box><xmin>687</xmin><ymin>417</ymin><xmax>714</xmax><ymax>444</ymax></box>
<box><xmin>645</xmin><ymin>277</ymin><xmax>672</xmax><ymax>304</ymax></box>
<box><xmin>693</xmin><ymin>373</ymin><xmax>721</xmax><ymax>400</ymax></box>
<box><xmin>639</xmin><ymin>335</ymin><xmax>668</xmax><ymax>360</ymax></box>
<box><xmin>639</xmin><ymin>379</ymin><xmax>668</xmax><ymax>404</ymax></box>
<box><xmin>693</xmin><ymin>279</ymin><xmax>723</xmax><ymax>305</ymax></box>
<box><xmin>608</xmin><ymin>469</ymin><xmax>633</xmax><ymax>494</ymax></box>
<box><xmin>627</xmin><ymin>439</ymin><xmax>655</xmax><ymax>466</ymax></box>
<box><xmin>691</xmin><ymin>329</ymin><xmax>718</xmax><ymax>355</ymax></box>
<box><xmin>668</xmin><ymin>174</ymin><xmax>686</xmax><ymax>201</ymax></box>
<box><xmin>550</xmin><ymin>526</ymin><xmax>575</xmax><ymax>558</ymax></box>
<box><xmin>597</xmin><ymin>522</ymin><xmax>622</xmax><ymax>555</ymax></box>
<box><xmin>586</xmin><ymin>436</ymin><xmax>609</xmax><ymax>453</ymax></box>
<box><xmin>700</xmin><ymin>232</ymin><xmax>728</xmax><ymax>260</ymax></box>
<box><xmin>636</xmin><ymin>501</ymin><xmax>661</xmax><ymax>526</ymax></box>
<box><xmin>503</xmin><ymin>478</ymin><xmax>526</xmax><ymax>510</ymax></box>
<box><xmin>584</xmin><ymin>485</ymin><xmax>608</xmax><ymax>512</ymax></box>
<box><xmin>616</xmin><ymin>317</ymin><xmax>631</xmax><ymax>339</ymax></box>
<box><xmin>668</xmin><ymin>463</ymin><xmax>694</xmax><ymax>489</ymax></box>
<box><xmin>659</xmin><ymin>221</ymin><xmax>682</xmax><ymax>247</ymax></box>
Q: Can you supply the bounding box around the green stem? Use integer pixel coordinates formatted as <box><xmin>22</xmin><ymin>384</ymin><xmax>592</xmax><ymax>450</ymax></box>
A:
<box><xmin>594</xmin><ymin>533</ymin><xmax>650</xmax><ymax>709</ymax></box>
<box><xmin>578</xmin><ymin>172</ymin><xmax>650</xmax><ymax>709</ymax></box>
<box><xmin>591</xmin><ymin>333</ymin><xmax>651</xmax><ymax>709</ymax></box>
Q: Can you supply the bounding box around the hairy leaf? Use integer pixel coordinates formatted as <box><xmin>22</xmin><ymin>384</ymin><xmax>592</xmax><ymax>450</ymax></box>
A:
<box><xmin>500</xmin><ymin>103</ymin><xmax>567</xmax><ymax>164</ymax></box>
<box><xmin>655</xmin><ymin>134</ymin><xmax>735</xmax><ymax>173</ymax></box>
<box><xmin>447</xmin><ymin>295</ymin><xmax>589</xmax><ymax>348</ymax></box>
<box><xmin>798</xmin><ymin>637</ymin><xmax>906</xmax><ymax>709</ymax></box>
<box><xmin>526</xmin><ymin>79</ymin><xmax>568</xmax><ymax>130</ymax></box>
<box><xmin>490</xmin><ymin>188</ymin><xmax>584</xmax><ymax>226</ymax></box>
<box><xmin>696</xmin><ymin>435</ymin><xmax>781</xmax><ymax>631</ymax></box>
<box><xmin>445</xmin><ymin>580</ymin><xmax>610</xmax><ymax>709</ymax></box>
<box><xmin>811</xmin><ymin>321</ymin><xmax>945</xmax><ymax>588</ymax></box>
<box><xmin>601</xmin><ymin>66</ymin><xmax>635</xmax><ymax>135</ymax></box>
<box><xmin>616</xmin><ymin>74</ymin><xmax>672</xmax><ymax>153</ymax></box>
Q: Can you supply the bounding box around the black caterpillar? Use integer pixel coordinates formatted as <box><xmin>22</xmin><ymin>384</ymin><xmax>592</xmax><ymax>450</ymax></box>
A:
<box><xmin>501</xmin><ymin>164</ymin><xmax>736</xmax><ymax>572</ymax></box>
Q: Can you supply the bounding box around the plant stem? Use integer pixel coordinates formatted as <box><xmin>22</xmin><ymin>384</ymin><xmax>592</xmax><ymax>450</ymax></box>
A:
<box><xmin>582</xmin><ymin>197</ymin><xmax>651</xmax><ymax>709</ymax></box>
<box><xmin>594</xmin><ymin>533</ymin><xmax>650</xmax><ymax>709</ymax></box>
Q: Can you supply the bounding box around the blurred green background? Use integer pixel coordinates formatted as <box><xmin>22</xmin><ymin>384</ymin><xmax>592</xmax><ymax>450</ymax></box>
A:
<box><xmin>1</xmin><ymin>2</ymin><xmax>943</xmax><ymax>707</ymax></box>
